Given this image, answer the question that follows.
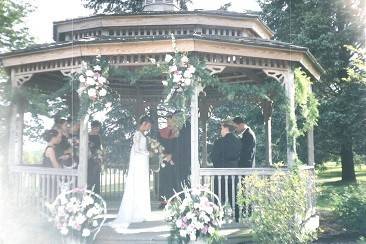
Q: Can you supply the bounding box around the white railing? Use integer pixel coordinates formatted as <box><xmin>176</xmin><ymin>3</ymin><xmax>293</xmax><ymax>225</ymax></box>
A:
<box><xmin>199</xmin><ymin>167</ymin><xmax>315</xmax><ymax>224</ymax></box>
<box><xmin>9</xmin><ymin>165</ymin><xmax>78</xmax><ymax>212</ymax></box>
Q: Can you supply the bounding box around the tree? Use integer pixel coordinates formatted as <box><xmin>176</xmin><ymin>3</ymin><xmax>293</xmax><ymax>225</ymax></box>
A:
<box><xmin>257</xmin><ymin>0</ymin><xmax>366</xmax><ymax>181</ymax></box>
<box><xmin>0</xmin><ymin>0</ymin><xmax>33</xmax><ymax>187</ymax></box>
<box><xmin>83</xmin><ymin>0</ymin><xmax>192</xmax><ymax>13</ymax></box>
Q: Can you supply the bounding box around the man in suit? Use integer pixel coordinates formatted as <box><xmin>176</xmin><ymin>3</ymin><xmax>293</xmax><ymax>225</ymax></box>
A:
<box><xmin>233</xmin><ymin>117</ymin><xmax>256</xmax><ymax>168</ymax></box>
<box><xmin>211</xmin><ymin>120</ymin><xmax>241</xmax><ymax>221</ymax></box>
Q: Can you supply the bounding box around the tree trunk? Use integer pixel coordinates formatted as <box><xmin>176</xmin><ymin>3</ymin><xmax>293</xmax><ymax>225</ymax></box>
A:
<box><xmin>340</xmin><ymin>138</ymin><xmax>356</xmax><ymax>182</ymax></box>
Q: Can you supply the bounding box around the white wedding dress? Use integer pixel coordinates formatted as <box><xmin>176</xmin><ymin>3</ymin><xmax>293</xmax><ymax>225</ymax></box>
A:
<box><xmin>109</xmin><ymin>130</ymin><xmax>151</xmax><ymax>231</ymax></box>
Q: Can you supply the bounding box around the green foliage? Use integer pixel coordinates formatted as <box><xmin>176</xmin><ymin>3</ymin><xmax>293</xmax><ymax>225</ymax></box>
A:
<box><xmin>237</xmin><ymin>168</ymin><xmax>317</xmax><ymax>244</ymax></box>
<box><xmin>295</xmin><ymin>68</ymin><xmax>319</xmax><ymax>136</ymax></box>
<box><xmin>83</xmin><ymin>0</ymin><xmax>192</xmax><ymax>13</ymax></box>
<box><xmin>0</xmin><ymin>0</ymin><xmax>34</xmax><ymax>51</ymax></box>
<box><xmin>257</xmin><ymin>0</ymin><xmax>366</xmax><ymax>180</ymax></box>
<box><xmin>332</xmin><ymin>186</ymin><xmax>366</xmax><ymax>233</ymax></box>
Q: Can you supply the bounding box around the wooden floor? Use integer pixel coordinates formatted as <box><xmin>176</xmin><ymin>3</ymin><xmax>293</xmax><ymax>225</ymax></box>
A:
<box><xmin>95</xmin><ymin>210</ymin><xmax>253</xmax><ymax>244</ymax></box>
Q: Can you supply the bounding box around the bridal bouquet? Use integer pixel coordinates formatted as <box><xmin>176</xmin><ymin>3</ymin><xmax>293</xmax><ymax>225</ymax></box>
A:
<box><xmin>147</xmin><ymin>136</ymin><xmax>174</xmax><ymax>169</ymax></box>
<box><xmin>165</xmin><ymin>187</ymin><xmax>224</xmax><ymax>243</ymax></box>
<box><xmin>45</xmin><ymin>188</ymin><xmax>107</xmax><ymax>241</ymax></box>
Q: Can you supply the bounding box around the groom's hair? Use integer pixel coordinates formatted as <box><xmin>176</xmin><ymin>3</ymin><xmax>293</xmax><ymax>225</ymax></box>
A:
<box><xmin>139</xmin><ymin>115</ymin><xmax>153</xmax><ymax>125</ymax></box>
<box><xmin>233</xmin><ymin>117</ymin><xmax>245</xmax><ymax>125</ymax></box>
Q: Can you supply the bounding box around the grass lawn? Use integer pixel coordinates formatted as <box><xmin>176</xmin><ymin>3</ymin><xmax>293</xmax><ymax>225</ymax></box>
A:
<box><xmin>317</xmin><ymin>162</ymin><xmax>366</xmax><ymax>211</ymax></box>
<box><xmin>316</xmin><ymin>162</ymin><xmax>366</xmax><ymax>241</ymax></box>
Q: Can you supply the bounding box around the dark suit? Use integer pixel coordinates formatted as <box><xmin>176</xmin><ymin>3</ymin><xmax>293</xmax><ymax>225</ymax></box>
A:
<box><xmin>211</xmin><ymin>133</ymin><xmax>241</xmax><ymax>221</ymax></box>
<box><xmin>238</xmin><ymin>127</ymin><xmax>256</xmax><ymax>168</ymax></box>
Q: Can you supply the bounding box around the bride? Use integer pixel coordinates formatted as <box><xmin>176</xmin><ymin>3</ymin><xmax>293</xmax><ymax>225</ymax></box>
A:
<box><xmin>109</xmin><ymin>116</ymin><xmax>153</xmax><ymax>230</ymax></box>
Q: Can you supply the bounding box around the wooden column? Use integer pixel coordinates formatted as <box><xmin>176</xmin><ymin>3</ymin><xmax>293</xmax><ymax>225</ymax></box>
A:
<box><xmin>285</xmin><ymin>67</ymin><xmax>297</xmax><ymax>167</ymax></box>
<box><xmin>199</xmin><ymin>96</ymin><xmax>209</xmax><ymax>168</ymax></box>
<box><xmin>262</xmin><ymin>100</ymin><xmax>273</xmax><ymax>166</ymax></box>
<box><xmin>8</xmin><ymin>70</ymin><xmax>25</xmax><ymax>166</ymax></box>
<box><xmin>191</xmin><ymin>86</ymin><xmax>200</xmax><ymax>187</ymax></box>
<box><xmin>78</xmin><ymin>115</ymin><xmax>89</xmax><ymax>188</ymax></box>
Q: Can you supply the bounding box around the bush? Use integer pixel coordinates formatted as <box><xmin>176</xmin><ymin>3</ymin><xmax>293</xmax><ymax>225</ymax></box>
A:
<box><xmin>237</xmin><ymin>169</ymin><xmax>317</xmax><ymax>244</ymax></box>
<box><xmin>333</xmin><ymin>185</ymin><xmax>366</xmax><ymax>233</ymax></box>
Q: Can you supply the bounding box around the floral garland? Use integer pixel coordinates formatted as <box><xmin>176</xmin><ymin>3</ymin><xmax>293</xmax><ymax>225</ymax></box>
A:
<box><xmin>151</xmin><ymin>34</ymin><xmax>200</xmax><ymax>117</ymax></box>
<box><xmin>77</xmin><ymin>55</ymin><xmax>109</xmax><ymax>101</ymax></box>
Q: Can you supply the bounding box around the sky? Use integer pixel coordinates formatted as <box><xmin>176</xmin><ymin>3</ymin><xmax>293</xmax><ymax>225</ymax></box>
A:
<box><xmin>26</xmin><ymin>0</ymin><xmax>261</xmax><ymax>43</ymax></box>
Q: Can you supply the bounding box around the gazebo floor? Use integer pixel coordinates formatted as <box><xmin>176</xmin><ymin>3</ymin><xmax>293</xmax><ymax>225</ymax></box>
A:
<box><xmin>95</xmin><ymin>211</ymin><xmax>253</xmax><ymax>244</ymax></box>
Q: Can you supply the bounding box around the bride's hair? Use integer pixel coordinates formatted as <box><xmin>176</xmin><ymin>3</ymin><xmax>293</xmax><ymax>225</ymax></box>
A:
<box><xmin>138</xmin><ymin>115</ymin><xmax>153</xmax><ymax>125</ymax></box>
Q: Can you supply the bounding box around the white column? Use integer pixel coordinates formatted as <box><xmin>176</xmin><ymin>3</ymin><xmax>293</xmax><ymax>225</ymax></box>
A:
<box><xmin>190</xmin><ymin>86</ymin><xmax>200</xmax><ymax>187</ymax></box>
<box><xmin>262</xmin><ymin>101</ymin><xmax>273</xmax><ymax>166</ymax></box>
<box><xmin>285</xmin><ymin>67</ymin><xmax>297</xmax><ymax>167</ymax></box>
<box><xmin>78</xmin><ymin>115</ymin><xmax>89</xmax><ymax>188</ymax></box>
<box><xmin>307</xmin><ymin>129</ymin><xmax>315</xmax><ymax>166</ymax></box>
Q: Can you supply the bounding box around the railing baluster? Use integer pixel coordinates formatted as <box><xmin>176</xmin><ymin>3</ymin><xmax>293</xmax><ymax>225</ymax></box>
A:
<box><xmin>224</xmin><ymin>175</ymin><xmax>229</xmax><ymax>205</ymax></box>
<box><xmin>218</xmin><ymin>175</ymin><xmax>222</xmax><ymax>204</ymax></box>
<box><xmin>231</xmin><ymin>175</ymin><xmax>236</xmax><ymax>222</ymax></box>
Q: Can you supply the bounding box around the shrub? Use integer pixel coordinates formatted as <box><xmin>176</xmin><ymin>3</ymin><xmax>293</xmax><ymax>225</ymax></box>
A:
<box><xmin>333</xmin><ymin>185</ymin><xmax>366</xmax><ymax>233</ymax></box>
<box><xmin>237</xmin><ymin>169</ymin><xmax>317</xmax><ymax>244</ymax></box>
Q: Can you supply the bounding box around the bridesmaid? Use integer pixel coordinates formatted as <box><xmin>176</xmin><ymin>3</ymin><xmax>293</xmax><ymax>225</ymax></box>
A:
<box><xmin>42</xmin><ymin>129</ymin><xmax>62</xmax><ymax>168</ymax></box>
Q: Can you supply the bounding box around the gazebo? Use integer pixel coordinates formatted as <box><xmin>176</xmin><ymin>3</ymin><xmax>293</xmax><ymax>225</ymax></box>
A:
<box><xmin>1</xmin><ymin>1</ymin><xmax>323</xmax><ymax>241</ymax></box>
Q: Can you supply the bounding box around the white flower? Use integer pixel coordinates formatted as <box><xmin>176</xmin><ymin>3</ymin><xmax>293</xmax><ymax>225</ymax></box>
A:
<box><xmin>169</xmin><ymin>65</ymin><xmax>178</xmax><ymax>73</ymax></box>
<box><xmin>183</xmin><ymin>70</ymin><xmax>193</xmax><ymax>79</ymax></box>
<box><xmin>176</xmin><ymin>219</ymin><xmax>183</xmax><ymax>228</ymax></box>
<box><xmin>86</xmin><ymin>70</ymin><xmax>94</xmax><ymax>77</ymax></box>
<box><xmin>182</xmin><ymin>78</ymin><xmax>191</xmax><ymax>86</ymax></box>
<box><xmin>208</xmin><ymin>226</ymin><xmax>215</xmax><ymax>235</ymax></box>
<box><xmin>187</xmin><ymin>65</ymin><xmax>196</xmax><ymax>74</ymax></box>
<box><xmin>76</xmin><ymin>214</ymin><xmax>86</xmax><ymax>225</ymax></box>
<box><xmin>92</xmin><ymin>220</ymin><xmax>99</xmax><ymax>227</ymax></box>
<box><xmin>93</xmin><ymin>65</ymin><xmax>101</xmax><ymax>72</ymax></box>
<box><xmin>60</xmin><ymin>226</ymin><xmax>69</xmax><ymax>235</ymax></box>
<box><xmin>180</xmin><ymin>229</ymin><xmax>187</xmax><ymax>237</ymax></box>
<box><xmin>173</xmin><ymin>73</ymin><xmax>182</xmax><ymax>83</ymax></box>
<box><xmin>162</xmin><ymin>80</ymin><xmax>168</xmax><ymax>86</ymax></box>
<box><xmin>99</xmin><ymin>88</ymin><xmax>107</xmax><ymax>97</ymax></box>
<box><xmin>98</xmin><ymin>76</ymin><xmax>107</xmax><ymax>84</ymax></box>
<box><xmin>82</xmin><ymin>228</ymin><xmax>91</xmax><ymax>237</ymax></box>
<box><xmin>86</xmin><ymin>77</ymin><xmax>96</xmax><ymax>86</ymax></box>
<box><xmin>149</xmin><ymin>58</ymin><xmax>156</xmax><ymax>64</ymax></box>
<box><xmin>190</xmin><ymin>233</ymin><xmax>196</xmax><ymax>241</ymax></box>
<box><xmin>88</xmin><ymin>88</ymin><xmax>97</xmax><ymax>98</ymax></box>
<box><xmin>79</xmin><ymin>75</ymin><xmax>86</xmax><ymax>83</ymax></box>
<box><xmin>165</xmin><ymin>54</ymin><xmax>173</xmax><ymax>63</ymax></box>
<box><xmin>181</xmin><ymin>55</ymin><xmax>189</xmax><ymax>64</ymax></box>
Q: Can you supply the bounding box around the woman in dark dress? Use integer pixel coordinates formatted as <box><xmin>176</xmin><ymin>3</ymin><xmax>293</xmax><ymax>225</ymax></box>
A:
<box><xmin>42</xmin><ymin>129</ymin><xmax>62</xmax><ymax>168</ymax></box>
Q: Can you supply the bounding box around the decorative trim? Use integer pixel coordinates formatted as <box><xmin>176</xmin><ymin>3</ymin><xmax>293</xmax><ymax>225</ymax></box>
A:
<box><xmin>263</xmin><ymin>69</ymin><xmax>286</xmax><ymax>85</ymax></box>
<box><xmin>14</xmin><ymin>74</ymin><xmax>33</xmax><ymax>87</ymax></box>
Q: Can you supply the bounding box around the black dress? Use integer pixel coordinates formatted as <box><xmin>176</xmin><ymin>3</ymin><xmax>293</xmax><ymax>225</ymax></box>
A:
<box><xmin>238</xmin><ymin>127</ymin><xmax>256</xmax><ymax>168</ymax></box>
<box><xmin>88</xmin><ymin>134</ymin><xmax>102</xmax><ymax>194</ymax></box>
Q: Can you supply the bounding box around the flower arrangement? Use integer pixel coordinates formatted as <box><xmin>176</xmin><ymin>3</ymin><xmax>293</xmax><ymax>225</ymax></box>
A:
<box><xmin>165</xmin><ymin>187</ymin><xmax>224</xmax><ymax>243</ymax></box>
<box><xmin>77</xmin><ymin>55</ymin><xmax>109</xmax><ymax>101</ymax></box>
<box><xmin>46</xmin><ymin>188</ymin><xmax>107</xmax><ymax>241</ymax></box>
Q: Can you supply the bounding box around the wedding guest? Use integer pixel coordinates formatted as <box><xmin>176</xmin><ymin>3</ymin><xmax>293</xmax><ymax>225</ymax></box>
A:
<box><xmin>211</xmin><ymin>120</ymin><xmax>241</xmax><ymax>221</ymax></box>
<box><xmin>88</xmin><ymin>120</ymin><xmax>103</xmax><ymax>194</ymax></box>
<box><xmin>52</xmin><ymin>117</ymin><xmax>72</xmax><ymax>162</ymax></box>
<box><xmin>42</xmin><ymin>129</ymin><xmax>62</xmax><ymax>168</ymax></box>
<box><xmin>233</xmin><ymin>117</ymin><xmax>256</xmax><ymax>168</ymax></box>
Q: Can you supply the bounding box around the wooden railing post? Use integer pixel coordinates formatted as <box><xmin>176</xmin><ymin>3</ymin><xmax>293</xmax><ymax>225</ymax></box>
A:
<box><xmin>191</xmin><ymin>86</ymin><xmax>200</xmax><ymax>187</ymax></box>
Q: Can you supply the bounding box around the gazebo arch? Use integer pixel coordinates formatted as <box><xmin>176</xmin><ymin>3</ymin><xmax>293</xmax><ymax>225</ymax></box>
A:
<box><xmin>1</xmin><ymin>6</ymin><xmax>323</xmax><ymax>233</ymax></box>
